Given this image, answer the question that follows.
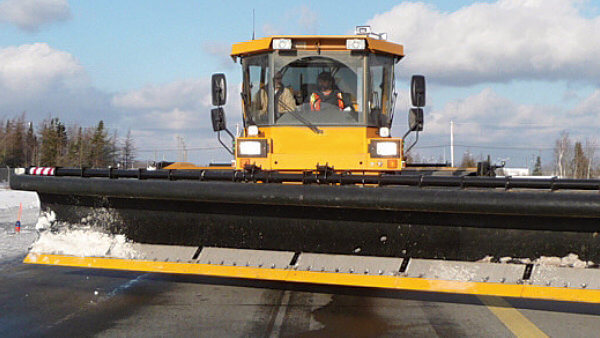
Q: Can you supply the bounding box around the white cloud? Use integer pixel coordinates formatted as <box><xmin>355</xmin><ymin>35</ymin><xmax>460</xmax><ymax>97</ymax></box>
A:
<box><xmin>112</xmin><ymin>79</ymin><xmax>211</xmax><ymax>112</ymax></box>
<box><xmin>0</xmin><ymin>43</ymin><xmax>86</xmax><ymax>95</ymax></box>
<box><xmin>570</xmin><ymin>89</ymin><xmax>600</xmax><ymax>116</ymax></box>
<box><xmin>404</xmin><ymin>87</ymin><xmax>600</xmax><ymax>163</ymax></box>
<box><xmin>0</xmin><ymin>43</ymin><xmax>113</xmax><ymax>124</ymax></box>
<box><xmin>298</xmin><ymin>6</ymin><xmax>318</xmax><ymax>34</ymax></box>
<box><xmin>202</xmin><ymin>41</ymin><xmax>236</xmax><ymax>70</ymax></box>
<box><xmin>262</xmin><ymin>23</ymin><xmax>279</xmax><ymax>36</ymax></box>
<box><xmin>0</xmin><ymin>0</ymin><xmax>71</xmax><ymax>32</ymax></box>
<box><xmin>111</xmin><ymin>79</ymin><xmax>242</xmax><ymax>162</ymax></box>
<box><xmin>367</xmin><ymin>0</ymin><xmax>600</xmax><ymax>85</ymax></box>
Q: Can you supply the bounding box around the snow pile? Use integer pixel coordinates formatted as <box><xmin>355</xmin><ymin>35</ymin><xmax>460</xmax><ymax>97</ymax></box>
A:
<box><xmin>30</xmin><ymin>209</ymin><xmax>142</xmax><ymax>259</ymax></box>
<box><xmin>0</xmin><ymin>189</ymin><xmax>39</xmax><ymax>210</ymax></box>
<box><xmin>0</xmin><ymin>228</ymin><xmax>37</xmax><ymax>262</ymax></box>
<box><xmin>35</xmin><ymin>210</ymin><xmax>56</xmax><ymax>230</ymax></box>
<box><xmin>0</xmin><ymin>189</ymin><xmax>40</xmax><ymax>226</ymax></box>
<box><xmin>0</xmin><ymin>189</ymin><xmax>41</xmax><ymax>263</ymax></box>
<box><xmin>30</xmin><ymin>229</ymin><xmax>141</xmax><ymax>259</ymax></box>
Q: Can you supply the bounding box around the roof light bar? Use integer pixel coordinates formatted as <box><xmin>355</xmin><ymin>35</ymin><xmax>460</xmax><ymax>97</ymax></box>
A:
<box><xmin>273</xmin><ymin>38</ymin><xmax>292</xmax><ymax>50</ymax></box>
<box><xmin>346</xmin><ymin>39</ymin><xmax>366</xmax><ymax>50</ymax></box>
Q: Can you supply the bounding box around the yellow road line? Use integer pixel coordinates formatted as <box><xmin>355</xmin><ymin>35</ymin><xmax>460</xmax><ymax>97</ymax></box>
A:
<box><xmin>478</xmin><ymin>296</ymin><xmax>548</xmax><ymax>338</ymax></box>
<box><xmin>23</xmin><ymin>253</ymin><xmax>600</xmax><ymax>304</ymax></box>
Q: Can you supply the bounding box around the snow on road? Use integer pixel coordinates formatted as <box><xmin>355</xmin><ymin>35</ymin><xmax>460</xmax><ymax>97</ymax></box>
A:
<box><xmin>0</xmin><ymin>188</ymin><xmax>40</xmax><ymax>262</ymax></box>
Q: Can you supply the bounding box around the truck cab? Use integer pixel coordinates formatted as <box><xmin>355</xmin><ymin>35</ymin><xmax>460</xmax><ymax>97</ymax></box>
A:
<box><xmin>213</xmin><ymin>33</ymin><xmax>421</xmax><ymax>172</ymax></box>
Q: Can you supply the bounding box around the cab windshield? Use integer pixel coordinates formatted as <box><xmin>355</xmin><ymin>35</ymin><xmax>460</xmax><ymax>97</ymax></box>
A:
<box><xmin>241</xmin><ymin>51</ymin><xmax>395</xmax><ymax>127</ymax></box>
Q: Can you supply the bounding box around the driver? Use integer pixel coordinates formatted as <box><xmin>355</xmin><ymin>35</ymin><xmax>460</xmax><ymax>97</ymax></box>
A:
<box><xmin>310</xmin><ymin>72</ymin><xmax>353</xmax><ymax>111</ymax></box>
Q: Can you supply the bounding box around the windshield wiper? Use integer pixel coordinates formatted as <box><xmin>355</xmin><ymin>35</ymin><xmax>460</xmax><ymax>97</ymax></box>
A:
<box><xmin>277</xmin><ymin>99</ymin><xmax>323</xmax><ymax>134</ymax></box>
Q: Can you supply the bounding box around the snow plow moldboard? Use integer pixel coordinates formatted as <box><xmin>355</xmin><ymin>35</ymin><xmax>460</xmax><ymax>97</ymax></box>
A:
<box><xmin>9</xmin><ymin>170</ymin><xmax>600</xmax><ymax>262</ymax></box>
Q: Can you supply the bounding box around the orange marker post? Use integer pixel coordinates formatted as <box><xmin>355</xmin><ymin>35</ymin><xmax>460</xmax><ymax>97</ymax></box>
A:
<box><xmin>15</xmin><ymin>202</ymin><xmax>22</xmax><ymax>234</ymax></box>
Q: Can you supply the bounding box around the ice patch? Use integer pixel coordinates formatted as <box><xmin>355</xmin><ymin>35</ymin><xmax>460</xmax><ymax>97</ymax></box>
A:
<box><xmin>30</xmin><ymin>229</ymin><xmax>141</xmax><ymax>259</ymax></box>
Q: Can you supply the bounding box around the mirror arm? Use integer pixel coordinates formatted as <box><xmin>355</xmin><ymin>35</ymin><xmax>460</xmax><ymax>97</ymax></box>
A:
<box><xmin>217</xmin><ymin>130</ymin><xmax>235</xmax><ymax>156</ymax></box>
<box><xmin>389</xmin><ymin>92</ymin><xmax>397</xmax><ymax>127</ymax></box>
<box><xmin>404</xmin><ymin>131</ymin><xmax>419</xmax><ymax>155</ymax></box>
<box><xmin>402</xmin><ymin>123</ymin><xmax>415</xmax><ymax>140</ymax></box>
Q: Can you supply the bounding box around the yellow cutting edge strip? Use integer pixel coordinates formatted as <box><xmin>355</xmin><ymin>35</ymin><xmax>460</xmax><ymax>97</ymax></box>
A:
<box><xmin>24</xmin><ymin>253</ymin><xmax>600</xmax><ymax>304</ymax></box>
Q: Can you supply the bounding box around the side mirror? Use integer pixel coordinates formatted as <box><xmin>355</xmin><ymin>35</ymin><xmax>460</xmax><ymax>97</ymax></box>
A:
<box><xmin>409</xmin><ymin>108</ymin><xmax>423</xmax><ymax>132</ymax></box>
<box><xmin>211</xmin><ymin>73</ymin><xmax>227</xmax><ymax>106</ymax></box>
<box><xmin>211</xmin><ymin>107</ymin><xmax>226</xmax><ymax>132</ymax></box>
<box><xmin>411</xmin><ymin>75</ymin><xmax>425</xmax><ymax>107</ymax></box>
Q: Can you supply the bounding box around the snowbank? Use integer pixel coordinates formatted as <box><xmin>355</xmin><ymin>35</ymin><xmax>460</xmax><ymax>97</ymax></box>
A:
<box><xmin>0</xmin><ymin>228</ymin><xmax>37</xmax><ymax>262</ymax></box>
<box><xmin>29</xmin><ymin>229</ymin><xmax>141</xmax><ymax>259</ymax></box>
<box><xmin>1</xmin><ymin>190</ymin><xmax>140</xmax><ymax>263</ymax></box>
<box><xmin>0</xmin><ymin>189</ymin><xmax>40</xmax><ymax>262</ymax></box>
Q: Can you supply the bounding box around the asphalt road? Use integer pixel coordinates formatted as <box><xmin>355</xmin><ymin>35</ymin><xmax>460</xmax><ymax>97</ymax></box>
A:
<box><xmin>2</xmin><ymin>255</ymin><xmax>600</xmax><ymax>337</ymax></box>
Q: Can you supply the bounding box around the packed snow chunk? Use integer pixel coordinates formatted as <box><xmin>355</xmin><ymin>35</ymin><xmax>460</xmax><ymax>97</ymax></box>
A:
<box><xmin>477</xmin><ymin>255</ymin><xmax>493</xmax><ymax>263</ymax></box>
<box><xmin>35</xmin><ymin>211</ymin><xmax>56</xmax><ymax>230</ymax></box>
<box><xmin>535</xmin><ymin>253</ymin><xmax>589</xmax><ymax>268</ymax></box>
<box><xmin>30</xmin><ymin>229</ymin><xmax>141</xmax><ymax>259</ymax></box>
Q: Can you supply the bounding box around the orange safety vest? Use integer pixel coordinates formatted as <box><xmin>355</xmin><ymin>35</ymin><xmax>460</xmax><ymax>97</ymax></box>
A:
<box><xmin>310</xmin><ymin>92</ymin><xmax>344</xmax><ymax>111</ymax></box>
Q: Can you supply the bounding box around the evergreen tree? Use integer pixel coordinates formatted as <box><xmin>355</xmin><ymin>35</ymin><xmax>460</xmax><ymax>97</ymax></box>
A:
<box><xmin>26</xmin><ymin>122</ymin><xmax>37</xmax><ymax>166</ymax></box>
<box><xmin>121</xmin><ymin>128</ymin><xmax>136</xmax><ymax>168</ymax></box>
<box><xmin>89</xmin><ymin>121</ymin><xmax>117</xmax><ymax>167</ymax></box>
<box><xmin>532</xmin><ymin>156</ymin><xmax>543</xmax><ymax>176</ymax></box>
<box><xmin>573</xmin><ymin>141</ymin><xmax>588</xmax><ymax>179</ymax></box>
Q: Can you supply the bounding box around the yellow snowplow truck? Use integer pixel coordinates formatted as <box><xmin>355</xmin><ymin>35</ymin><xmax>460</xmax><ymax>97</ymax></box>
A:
<box><xmin>10</xmin><ymin>30</ymin><xmax>600</xmax><ymax>304</ymax></box>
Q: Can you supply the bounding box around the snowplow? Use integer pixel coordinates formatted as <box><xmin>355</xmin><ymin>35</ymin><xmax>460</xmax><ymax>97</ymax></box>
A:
<box><xmin>10</xmin><ymin>28</ymin><xmax>600</xmax><ymax>304</ymax></box>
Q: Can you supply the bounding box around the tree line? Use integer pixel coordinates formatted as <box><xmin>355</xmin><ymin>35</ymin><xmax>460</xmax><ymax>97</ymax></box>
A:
<box><xmin>457</xmin><ymin>131</ymin><xmax>598</xmax><ymax>178</ymax></box>
<box><xmin>0</xmin><ymin>114</ymin><xmax>136</xmax><ymax>168</ymax></box>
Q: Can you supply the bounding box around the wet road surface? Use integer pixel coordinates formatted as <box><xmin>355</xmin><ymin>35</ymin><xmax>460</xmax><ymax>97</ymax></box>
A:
<box><xmin>2</xmin><ymin>256</ymin><xmax>600</xmax><ymax>337</ymax></box>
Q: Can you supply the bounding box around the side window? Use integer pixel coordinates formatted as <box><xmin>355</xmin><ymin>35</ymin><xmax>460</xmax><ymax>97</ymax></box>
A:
<box><xmin>243</xmin><ymin>55</ymin><xmax>270</xmax><ymax>125</ymax></box>
<box><xmin>368</xmin><ymin>55</ymin><xmax>393</xmax><ymax>126</ymax></box>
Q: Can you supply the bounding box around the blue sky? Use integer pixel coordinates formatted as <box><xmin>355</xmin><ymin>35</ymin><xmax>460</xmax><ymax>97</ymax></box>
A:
<box><xmin>1</xmin><ymin>0</ymin><xmax>600</xmax><ymax>169</ymax></box>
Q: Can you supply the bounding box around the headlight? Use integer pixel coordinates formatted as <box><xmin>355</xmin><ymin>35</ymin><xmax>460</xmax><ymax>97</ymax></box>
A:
<box><xmin>237</xmin><ymin>139</ymin><xmax>268</xmax><ymax>157</ymax></box>
<box><xmin>272</xmin><ymin>38</ymin><xmax>292</xmax><ymax>50</ymax></box>
<box><xmin>369</xmin><ymin>140</ymin><xmax>401</xmax><ymax>158</ymax></box>
<box><xmin>377</xmin><ymin>142</ymin><xmax>397</xmax><ymax>156</ymax></box>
